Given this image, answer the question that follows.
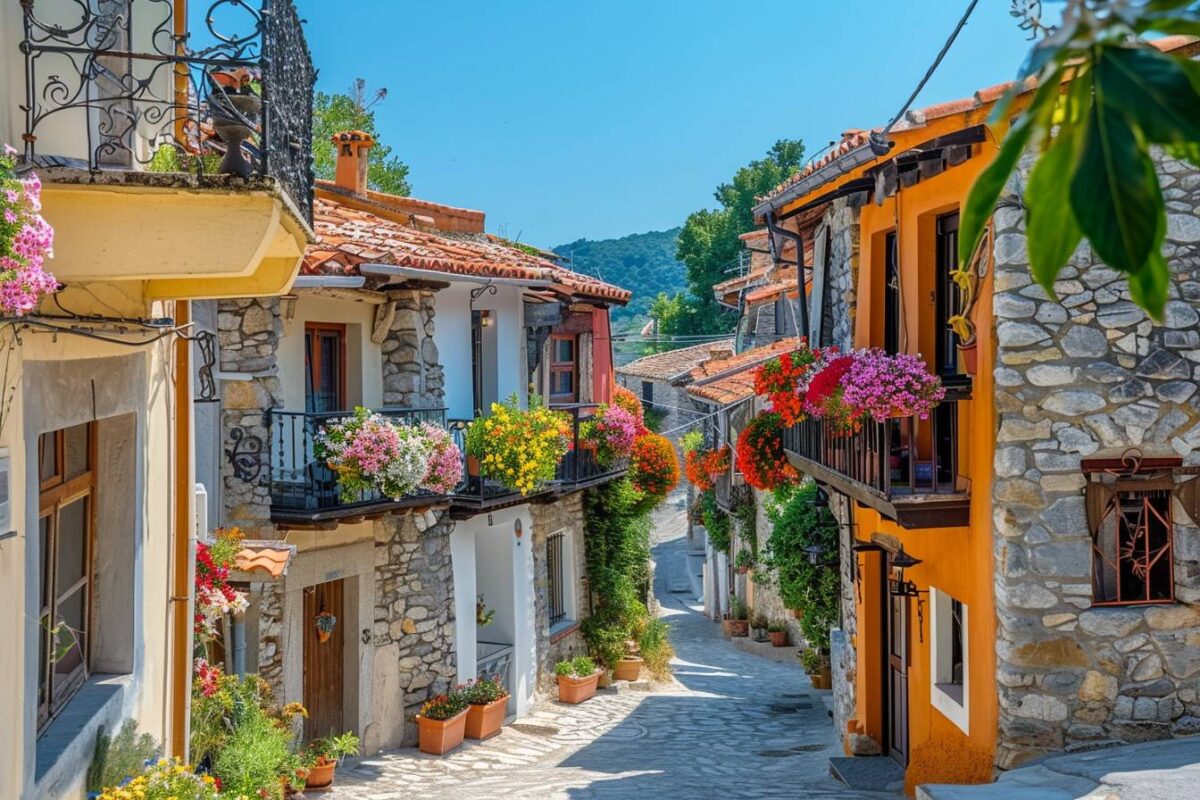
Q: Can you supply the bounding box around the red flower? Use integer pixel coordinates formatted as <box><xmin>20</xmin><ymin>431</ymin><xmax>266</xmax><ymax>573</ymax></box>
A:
<box><xmin>685</xmin><ymin>446</ymin><xmax>730</xmax><ymax>491</ymax></box>
<box><xmin>735</xmin><ymin>412</ymin><xmax>798</xmax><ymax>490</ymax></box>
<box><xmin>630</xmin><ymin>433</ymin><xmax>679</xmax><ymax>497</ymax></box>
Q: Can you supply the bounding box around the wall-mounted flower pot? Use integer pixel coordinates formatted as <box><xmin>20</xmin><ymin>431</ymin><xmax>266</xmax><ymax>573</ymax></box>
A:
<box><xmin>957</xmin><ymin>342</ymin><xmax>978</xmax><ymax>376</ymax></box>
<box><xmin>465</xmin><ymin>697</ymin><xmax>507</xmax><ymax>740</ymax></box>
<box><xmin>304</xmin><ymin>759</ymin><xmax>335</xmax><ymax>790</ymax></box>
<box><xmin>417</xmin><ymin>709</ymin><xmax>468</xmax><ymax>755</ymax></box>
<box><xmin>467</xmin><ymin>455</ymin><xmax>481</xmax><ymax>478</ymax></box>
<box><xmin>728</xmin><ymin>619</ymin><xmax>749</xmax><ymax>637</ymax></box>
<box><xmin>769</xmin><ymin>631</ymin><xmax>788</xmax><ymax>647</ymax></box>
<box><xmin>557</xmin><ymin>671</ymin><xmax>600</xmax><ymax>704</ymax></box>
<box><xmin>317</xmin><ymin>630</ymin><xmax>332</xmax><ymax>643</ymax></box>
<box><xmin>613</xmin><ymin>656</ymin><xmax>643</xmax><ymax>682</ymax></box>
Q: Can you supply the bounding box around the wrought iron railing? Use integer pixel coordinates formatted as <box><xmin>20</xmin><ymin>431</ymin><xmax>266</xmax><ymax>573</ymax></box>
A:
<box><xmin>18</xmin><ymin>0</ymin><xmax>315</xmax><ymax>222</ymax></box>
<box><xmin>448</xmin><ymin>403</ymin><xmax>627</xmax><ymax>505</ymax></box>
<box><xmin>267</xmin><ymin>407</ymin><xmax>447</xmax><ymax>516</ymax></box>
<box><xmin>552</xmin><ymin>403</ymin><xmax>630</xmax><ymax>489</ymax></box>
<box><xmin>781</xmin><ymin>399</ymin><xmax>961</xmax><ymax>498</ymax></box>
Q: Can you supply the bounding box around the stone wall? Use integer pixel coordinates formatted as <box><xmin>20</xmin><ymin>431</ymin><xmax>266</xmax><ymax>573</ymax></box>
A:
<box><xmin>991</xmin><ymin>149</ymin><xmax>1200</xmax><ymax>768</ymax></box>
<box><xmin>746</xmin><ymin>489</ymin><xmax>803</xmax><ymax>646</ymax></box>
<box><xmin>531</xmin><ymin>493</ymin><xmax>590</xmax><ymax>693</ymax></box>
<box><xmin>382</xmin><ymin>289</ymin><xmax>444</xmax><ymax>409</ymax></box>
<box><xmin>252</xmin><ymin>579</ymin><xmax>285</xmax><ymax>697</ymax></box>
<box><xmin>369</xmin><ymin>507</ymin><xmax>458</xmax><ymax>749</ymax></box>
<box><xmin>217</xmin><ymin>297</ymin><xmax>282</xmax><ymax>536</ymax></box>
<box><xmin>822</xmin><ymin>198</ymin><xmax>859</xmax><ymax>350</ymax></box>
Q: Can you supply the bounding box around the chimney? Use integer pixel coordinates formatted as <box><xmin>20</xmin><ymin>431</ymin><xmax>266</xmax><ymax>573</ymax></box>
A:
<box><xmin>707</xmin><ymin>345</ymin><xmax>734</xmax><ymax>368</ymax></box>
<box><xmin>332</xmin><ymin>130</ymin><xmax>375</xmax><ymax>195</ymax></box>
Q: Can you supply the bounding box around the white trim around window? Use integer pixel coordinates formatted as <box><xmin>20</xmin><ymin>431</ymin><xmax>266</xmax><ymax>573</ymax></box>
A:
<box><xmin>930</xmin><ymin>587</ymin><xmax>969</xmax><ymax>735</ymax></box>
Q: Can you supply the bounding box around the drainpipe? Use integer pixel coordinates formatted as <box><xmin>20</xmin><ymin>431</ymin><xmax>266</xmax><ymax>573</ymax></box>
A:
<box><xmin>764</xmin><ymin>205</ymin><xmax>809</xmax><ymax>339</ymax></box>
<box><xmin>230</xmin><ymin>616</ymin><xmax>247</xmax><ymax>677</ymax></box>
<box><xmin>169</xmin><ymin>299</ymin><xmax>196</xmax><ymax>757</ymax></box>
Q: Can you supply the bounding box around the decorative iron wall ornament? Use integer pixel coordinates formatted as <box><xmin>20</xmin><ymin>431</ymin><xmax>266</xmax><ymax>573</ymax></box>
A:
<box><xmin>226</xmin><ymin>425</ymin><xmax>264</xmax><ymax>482</ymax></box>
<box><xmin>18</xmin><ymin>0</ymin><xmax>314</xmax><ymax>221</ymax></box>
<box><xmin>193</xmin><ymin>329</ymin><xmax>218</xmax><ymax>402</ymax></box>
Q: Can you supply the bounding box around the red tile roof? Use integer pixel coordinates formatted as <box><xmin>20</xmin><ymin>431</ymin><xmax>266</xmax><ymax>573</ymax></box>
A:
<box><xmin>233</xmin><ymin>542</ymin><xmax>295</xmax><ymax>579</ymax></box>
<box><xmin>686</xmin><ymin>338</ymin><xmax>802</xmax><ymax>406</ymax></box>
<box><xmin>758</xmin><ymin>36</ymin><xmax>1200</xmax><ymax>206</ymax></box>
<box><xmin>744</xmin><ymin>279</ymin><xmax>800</xmax><ymax>306</ymax></box>
<box><xmin>616</xmin><ymin>339</ymin><xmax>736</xmax><ymax>383</ymax></box>
<box><xmin>304</xmin><ymin>193</ymin><xmax>630</xmax><ymax>305</ymax></box>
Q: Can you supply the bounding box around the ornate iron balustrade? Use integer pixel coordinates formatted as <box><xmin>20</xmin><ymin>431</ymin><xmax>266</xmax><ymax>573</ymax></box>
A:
<box><xmin>267</xmin><ymin>407</ymin><xmax>447</xmax><ymax>522</ymax></box>
<box><xmin>551</xmin><ymin>403</ymin><xmax>629</xmax><ymax>490</ymax></box>
<box><xmin>781</xmin><ymin>395</ymin><xmax>970</xmax><ymax>529</ymax></box>
<box><xmin>18</xmin><ymin>0</ymin><xmax>314</xmax><ymax>222</ymax></box>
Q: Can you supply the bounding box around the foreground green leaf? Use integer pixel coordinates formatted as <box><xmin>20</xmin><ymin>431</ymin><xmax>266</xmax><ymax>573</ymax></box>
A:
<box><xmin>1098</xmin><ymin>45</ymin><xmax>1200</xmax><ymax>144</ymax></box>
<box><xmin>1025</xmin><ymin>125</ymin><xmax>1084</xmax><ymax>295</ymax></box>
<box><xmin>1128</xmin><ymin>252</ymin><xmax>1170</xmax><ymax>321</ymax></box>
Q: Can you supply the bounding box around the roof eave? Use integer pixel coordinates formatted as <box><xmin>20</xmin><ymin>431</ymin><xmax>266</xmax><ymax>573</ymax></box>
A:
<box><xmin>753</xmin><ymin>142</ymin><xmax>880</xmax><ymax>219</ymax></box>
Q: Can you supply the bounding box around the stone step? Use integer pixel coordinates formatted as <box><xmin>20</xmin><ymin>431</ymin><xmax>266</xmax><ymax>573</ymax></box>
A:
<box><xmin>729</xmin><ymin>635</ymin><xmax>802</xmax><ymax>663</ymax></box>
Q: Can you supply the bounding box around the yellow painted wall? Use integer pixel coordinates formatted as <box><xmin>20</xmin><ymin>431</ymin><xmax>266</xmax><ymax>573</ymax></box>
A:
<box><xmin>847</xmin><ymin>130</ymin><xmax>1000</xmax><ymax>791</ymax></box>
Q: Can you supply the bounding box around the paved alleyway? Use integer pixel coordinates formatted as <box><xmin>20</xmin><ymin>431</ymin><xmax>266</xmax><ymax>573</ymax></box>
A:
<box><xmin>330</xmin><ymin>498</ymin><xmax>891</xmax><ymax>799</ymax></box>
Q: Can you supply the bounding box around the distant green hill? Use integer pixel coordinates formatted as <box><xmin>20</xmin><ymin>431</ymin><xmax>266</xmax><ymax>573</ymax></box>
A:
<box><xmin>552</xmin><ymin>228</ymin><xmax>685</xmax><ymax>327</ymax></box>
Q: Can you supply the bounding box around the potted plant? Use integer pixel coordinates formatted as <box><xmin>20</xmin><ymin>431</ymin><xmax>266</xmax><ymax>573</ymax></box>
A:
<box><xmin>302</xmin><ymin>731</ymin><xmax>360</xmax><ymax>790</ymax></box>
<box><xmin>768</xmin><ymin>620</ymin><xmax>788</xmax><ymax>647</ymax></box>
<box><xmin>800</xmin><ymin>649</ymin><xmax>833</xmax><ymax>690</ymax></box>
<box><xmin>416</xmin><ymin>689</ymin><xmax>470</xmax><ymax>755</ymax></box>
<box><xmin>555</xmin><ymin>656</ymin><xmax>601</xmax><ymax>704</ymax></box>
<box><xmin>314</xmin><ymin>610</ymin><xmax>337</xmax><ymax>643</ymax></box>
<box><xmin>582</xmin><ymin>403</ymin><xmax>639</xmax><ymax>466</ymax></box>
<box><xmin>464</xmin><ymin>395</ymin><xmax>572</xmax><ymax>495</ymax></box>
<box><xmin>727</xmin><ymin>595</ymin><xmax>749</xmax><ymax>637</ymax></box>
<box><xmin>463</xmin><ymin>675</ymin><xmax>509</xmax><ymax>740</ymax></box>
<box><xmin>583</xmin><ymin>621</ymin><xmax>626</xmax><ymax>688</ymax></box>
<box><xmin>735</xmin><ymin>411</ymin><xmax>800</xmax><ymax>491</ymax></box>
<box><xmin>476</xmin><ymin>595</ymin><xmax>495</xmax><ymax>627</ymax></box>
<box><xmin>735</xmin><ymin>548</ymin><xmax>754</xmax><ymax>575</ymax></box>
<box><xmin>0</xmin><ymin>148</ymin><xmax>58</xmax><ymax>318</ymax></box>
<box><xmin>613</xmin><ymin>645</ymin><xmax>643</xmax><ymax>682</ymax></box>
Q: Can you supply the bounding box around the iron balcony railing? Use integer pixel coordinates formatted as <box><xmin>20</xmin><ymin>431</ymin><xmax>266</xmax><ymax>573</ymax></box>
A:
<box><xmin>18</xmin><ymin>0</ymin><xmax>315</xmax><ymax>222</ymax></box>
<box><xmin>448</xmin><ymin>403</ymin><xmax>628</xmax><ymax>506</ymax></box>
<box><xmin>781</xmin><ymin>398</ymin><xmax>962</xmax><ymax>500</ymax></box>
<box><xmin>267</xmin><ymin>407</ymin><xmax>447</xmax><ymax>518</ymax></box>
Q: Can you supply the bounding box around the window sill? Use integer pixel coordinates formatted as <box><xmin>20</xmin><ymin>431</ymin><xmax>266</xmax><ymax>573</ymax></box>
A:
<box><xmin>36</xmin><ymin>673</ymin><xmax>132</xmax><ymax>788</ymax></box>
<box><xmin>549</xmin><ymin>619</ymin><xmax>580</xmax><ymax>644</ymax></box>
<box><xmin>931</xmin><ymin>681</ymin><xmax>968</xmax><ymax>736</ymax></box>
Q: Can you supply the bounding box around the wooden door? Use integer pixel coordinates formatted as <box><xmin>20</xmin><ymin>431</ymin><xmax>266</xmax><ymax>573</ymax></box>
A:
<box><xmin>883</xmin><ymin>557</ymin><xmax>910</xmax><ymax>766</ymax></box>
<box><xmin>305</xmin><ymin>323</ymin><xmax>346</xmax><ymax>413</ymax></box>
<box><xmin>303</xmin><ymin>579</ymin><xmax>345</xmax><ymax>740</ymax></box>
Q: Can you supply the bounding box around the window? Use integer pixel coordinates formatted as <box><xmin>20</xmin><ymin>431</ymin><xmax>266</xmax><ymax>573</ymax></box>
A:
<box><xmin>1090</xmin><ymin>486</ymin><xmax>1174</xmax><ymax>605</ymax></box>
<box><xmin>305</xmin><ymin>323</ymin><xmax>346</xmax><ymax>413</ymax></box>
<box><xmin>935</xmin><ymin>212</ymin><xmax>961</xmax><ymax>375</ymax></box>
<box><xmin>883</xmin><ymin>231</ymin><xmax>901</xmax><ymax>354</ymax></box>
<box><xmin>550</xmin><ymin>335</ymin><xmax>577</xmax><ymax>403</ymax></box>
<box><xmin>37</xmin><ymin>423</ymin><xmax>96</xmax><ymax>730</ymax></box>
<box><xmin>641</xmin><ymin>381</ymin><xmax>653</xmax><ymax>406</ymax></box>
<box><xmin>930</xmin><ymin>588</ymin><xmax>968</xmax><ymax>734</ymax></box>
<box><xmin>546</xmin><ymin>532</ymin><xmax>567</xmax><ymax>627</ymax></box>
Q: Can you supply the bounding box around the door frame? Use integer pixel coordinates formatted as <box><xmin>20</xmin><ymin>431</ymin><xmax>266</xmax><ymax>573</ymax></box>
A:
<box><xmin>304</xmin><ymin>322</ymin><xmax>348</xmax><ymax>413</ymax></box>
<box><xmin>881</xmin><ymin>551</ymin><xmax>910</xmax><ymax>766</ymax></box>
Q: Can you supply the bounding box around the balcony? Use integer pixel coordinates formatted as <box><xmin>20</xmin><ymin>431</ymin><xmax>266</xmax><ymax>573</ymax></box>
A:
<box><xmin>267</xmin><ymin>408</ymin><xmax>447</xmax><ymax>526</ymax></box>
<box><xmin>15</xmin><ymin>0</ymin><xmax>314</xmax><ymax>298</ymax></box>
<box><xmin>781</xmin><ymin>391</ymin><xmax>971</xmax><ymax>529</ymax></box>
<box><xmin>447</xmin><ymin>403</ymin><xmax>627</xmax><ymax>517</ymax></box>
<box><xmin>715</xmin><ymin>470</ymin><xmax>749</xmax><ymax>513</ymax></box>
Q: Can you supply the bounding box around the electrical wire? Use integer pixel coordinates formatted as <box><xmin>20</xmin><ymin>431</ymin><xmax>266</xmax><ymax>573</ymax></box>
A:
<box><xmin>877</xmin><ymin>0</ymin><xmax>981</xmax><ymax>140</ymax></box>
<box><xmin>659</xmin><ymin>397</ymin><xmax>751</xmax><ymax>437</ymax></box>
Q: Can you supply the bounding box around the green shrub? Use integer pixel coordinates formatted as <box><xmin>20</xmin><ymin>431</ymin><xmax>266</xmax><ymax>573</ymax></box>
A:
<box><xmin>212</xmin><ymin>712</ymin><xmax>294</xmax><ymax>800</ymax></box>
<box><xmin>555</xmin><ymin>656</ymin><xmax>598</xmax><ymax>678</ymax></box>
<box><xmin>582</xmin><ymin>618</ymin><xmax>629</xmax><ymax>671</ymax></box>
<box><xmin>699</xmin><ymin>490</ymin><xmax>731</xmax><ymax>554</ymax></box>
<box><xmin>87</xmin><ymin>719</ymin><xmax>162</xmax><ymax>793</ymax></box>
<box><xmin>638</xmin><ymin>619</ymin><xmax>674</xmax><ymax>681</ymax></box>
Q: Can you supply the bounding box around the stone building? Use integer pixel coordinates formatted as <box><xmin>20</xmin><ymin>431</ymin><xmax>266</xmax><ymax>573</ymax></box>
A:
<box><xmin>197</xmin><ymin>131</ymin><xmax>631</xmax><ymax>752</ymax></box>
<box><xmin>734</xmin><ymin>35</ymin><xmax>1200</xmax><ymax>793</ymax></box>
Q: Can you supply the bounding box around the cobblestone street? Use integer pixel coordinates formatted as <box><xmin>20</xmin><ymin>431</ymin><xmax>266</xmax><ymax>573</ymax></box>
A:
<box><xmin>330</xmin><ymin>502</ymin><xmax>893</xmax><ymax>799</ymax></box>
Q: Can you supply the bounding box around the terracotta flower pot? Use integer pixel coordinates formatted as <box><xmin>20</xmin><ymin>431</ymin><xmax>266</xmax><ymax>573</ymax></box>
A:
<box><xmin>958</xmin><ymin>341</ymin><xmax>978</xmax><ymax>376</ymax></box>
<box><xmin>597</xmin><ymin>670</ymin><xmax>614</xmax><ymax>688</ymax></box>
<box><xmin>728</xmin><ymin>619</ymin><xmax>749</xmax><ymax>638</ymax></box>
<box><xmin>465</xmin><ymin>697</ymin><xmax>507</xmax><ymax>740</ymax></box>
<box><xmin>808</xmin><ymin>663</ymin><xmax>833</xmax><ymax>690</ymax></box>
<box><xmin>557</xmin><ymin>671</ymin><xmax>600</xmax><ymax>704</ymax></box>
<box><xmin>769</xmin><ymin>630</ymin><xmax>788</xmax><ymax>647</ymax></box>
<box><xmin>613</xmin><ymin>657</ymin><xmax>643</xmax><ymax>682</ymax></box>
<box><xmin>467</xmin><ymin>455</ymin><xmax>481</xmax><ymax>478</ymax></box>
<box><xmin>317</xmin><ymin>629</ymin><xmax>331</xmax><ymax>644</ymax></box>
<box><xmin>304</xmin><ymin>759</ymin><xmax>336</xmax><ymax>790</ymax></box>
<box><xmin>417</xmin><ymin>709</ymin><xmax>468</xmax><ymax>755</ymax></box>
<box><xmin>721</xmin><ymin>617</ymin><xmax>733</xmax><ymax>638</ymax></box>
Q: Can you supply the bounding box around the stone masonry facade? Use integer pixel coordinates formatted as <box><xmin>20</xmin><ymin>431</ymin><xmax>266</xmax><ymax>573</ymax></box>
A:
<box><xmin>372</xmin><ymin>507</ymin><xmax>459</xmax><ymax>746</ymax></box>
<box><xmin>532</xmin><ymin>492</ymin><xmax>590</xmax><ymax>694</ymax></box>
<box><xmin>382</xmin><ymin>289</ymin><xmax>444</xmax><ymax>408</ymax></box>
<box><xmin>990</xmin><ymin>149</ymin><xmax>1200</xmax><ymax>768</ymax></box>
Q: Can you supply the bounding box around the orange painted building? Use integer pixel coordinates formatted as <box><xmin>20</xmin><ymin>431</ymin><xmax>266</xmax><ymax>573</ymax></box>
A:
<box><xmin>749</xmin><ymin>35</ymin><xmax>1200</xmax><ymax>793</ymax></box>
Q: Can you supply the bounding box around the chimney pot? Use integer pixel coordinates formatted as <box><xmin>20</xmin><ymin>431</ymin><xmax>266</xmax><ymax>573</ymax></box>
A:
<box><xmin>708</xmin><ymin>345</ymin><xmax>734</xmax><ymax>363</ymax></box>
<box><xmin>332</xmin><ymin>129</ymin><xmax>375</xmax><ymax>195</ymax></box>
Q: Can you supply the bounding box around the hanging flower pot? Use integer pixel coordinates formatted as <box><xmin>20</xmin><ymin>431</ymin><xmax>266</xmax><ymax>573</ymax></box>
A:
<box><xmin>315</xmin><ymin>610</ymin><xmax>337</xmax><ymax>643</ymax></box>
<box><xmin>957</xmin><ymin>341</ymin><xmax>978</xmax><ymax>376</ymax></box>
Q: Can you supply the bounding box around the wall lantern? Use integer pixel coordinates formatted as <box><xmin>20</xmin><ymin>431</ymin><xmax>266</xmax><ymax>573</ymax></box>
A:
<box><xmin>888</xmin><ymin>547</ymin><xmax>929</xmax><ymax>642</ymax></box>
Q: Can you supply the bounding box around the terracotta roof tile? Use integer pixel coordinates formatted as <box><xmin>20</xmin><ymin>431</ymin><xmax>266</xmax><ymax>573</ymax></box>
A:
<box><xmin>686</xmin><ymin>338</ymin><xmax>802</xmax><ymax>406</ymax></box>
<box><xmin>233</xmin><ymin>542</ymin><xmax>295</xmax><ymax>579</ymax></box>
<box><xmin>744</xmin><ymin>279</ymin><xmax>800</xmax><ymax>306</ymax></box>
<box><xmin>305</xmin><ymin>195</ymin><xmax>630</xmax><ymax>304</ymax></box>
<box><xmin>616</xmin><ymin>339</ymin><xmax>735</xmax><ymax>383</ymax></box>
<box><xmin>757</xmin><ymin>36</ymin><xmax>1200</xmax><ymax>206</ymax></box>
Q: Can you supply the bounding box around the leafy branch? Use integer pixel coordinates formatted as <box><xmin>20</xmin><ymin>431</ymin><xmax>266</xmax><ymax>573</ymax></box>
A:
<box><xmin>961</xmin><ymin>0</ymin><xmax>1200</xmax><ymax>320</ymax></box>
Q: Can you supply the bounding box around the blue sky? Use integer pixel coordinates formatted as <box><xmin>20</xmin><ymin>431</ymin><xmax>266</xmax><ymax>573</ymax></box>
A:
<box><xmin>292</xmin><ymin>0</ymin><xmax>1046</xmax><ymax>247</ymax></box>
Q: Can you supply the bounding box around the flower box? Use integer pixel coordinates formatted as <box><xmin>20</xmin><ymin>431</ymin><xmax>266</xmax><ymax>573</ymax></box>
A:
<box><xmin>557</xmin><ymin>671</ymin><xmax>600</xmax><ymax>704</ymax></box>
<box><xmin>465</xmin><ymin>697</ymin><xmax>507</xmax><ymax>740</ymax></box>
<box><xmin>417</xmin><ymin>709</ymin><xmax>468</xmax><ymax>755</ymax></box>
